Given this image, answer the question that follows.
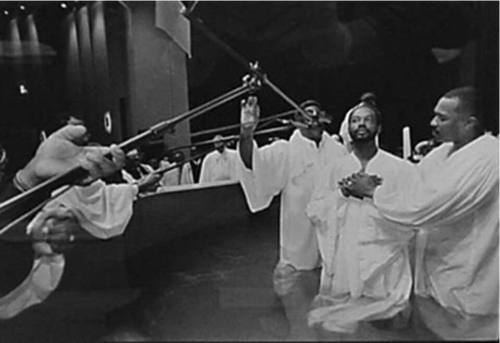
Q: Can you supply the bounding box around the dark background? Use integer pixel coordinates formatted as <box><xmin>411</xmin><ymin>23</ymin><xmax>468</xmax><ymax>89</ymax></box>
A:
<box><xmin>0</xmin><ymin>1</ymin><xmax>498</xmax><ymax>175</ymax></box>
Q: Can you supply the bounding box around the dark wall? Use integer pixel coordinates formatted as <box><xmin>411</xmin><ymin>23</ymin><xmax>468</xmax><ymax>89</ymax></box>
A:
<box><xmin>126</xmin><ymin>2</ymin><xmax>191</xmax><ymax>154</ymax></box>
<box><xmin>0</xmin><ymin>1</ymin><xmax>191</xmax><ymax>173</ymax></box>
<box><xmin>476</xmin><ymin>2</ymin><xmax>499</xmax><ymax>135</ymax></box>
<box><xmin>186</xmin><ymin>2</ymin><xmax>490</xmax><ymax>154</ymax></box>
<box><xmin>63</xmin><ymin>1</ymin><xmax>128</xmax><ymax>145</ymax></box>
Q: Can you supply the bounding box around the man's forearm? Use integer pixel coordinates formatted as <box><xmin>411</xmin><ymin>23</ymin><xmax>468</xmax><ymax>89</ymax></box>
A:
<box><xmin>239</xmin><ymin>131</ymin><xmax>254</xmax><ymax>169</ymax></box>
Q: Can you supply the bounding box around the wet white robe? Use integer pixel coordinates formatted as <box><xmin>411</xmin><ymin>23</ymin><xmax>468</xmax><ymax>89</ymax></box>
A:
<box><xmin>306</xmin><ymin>149</ymin><xmax>417</xmax><ymax>333</ymax></box>
<box><xmin>237</xmin><ymin>129</ymin><xmax>346</xmax><ymax>270</ymax></box>
<box><xmin>0</xmin><ymin>180</ymin><xmax>136</xmax><ymax>319</ymax></box>
<box><xmin>199</xmin><ymin>149</ymin><xmax>237</xmax><ymax>184</ymax></box>
<box><xmin>373</xmin><ymin>134</ymin><xmax>499</xmax><ymax>339</ymax></box>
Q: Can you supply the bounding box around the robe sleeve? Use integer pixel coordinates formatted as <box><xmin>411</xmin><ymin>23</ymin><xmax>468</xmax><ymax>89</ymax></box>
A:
<box><xmin>30</xmin><ymin>180</ymin><xmax>137</xmax><ymax>240</ymax></box>
<box><xmin>181</xmin><ymin>163</ymin><xmax>194</xmax><ymax>185</ymax></box>
<box><xmin>236</xmin><ymin>140</ymin><xmax>289</xmax><ymax>212</ymax></box>
<box><xmin>199</xmin><ymin>154</ymin><xmax>212</xmax><ymax>184</ymax></box>
<box><xmin>0</xmin><ymin>254</ymin><xmax>64</xmax><ymax>319</ymax></box>
<box><xmin>374</xmin><ymin>142</ymin><xmax>499</xmax><ymax>228</ymax></box>
<box><xmin>0</xmin><ymin>180</ymin><xmax>137</xmax><ymax>319</ymax></box>
<box><xmin>227</xmin><ymin>149</ymin><xmax>238</xmax><ymax>181</ymax></box>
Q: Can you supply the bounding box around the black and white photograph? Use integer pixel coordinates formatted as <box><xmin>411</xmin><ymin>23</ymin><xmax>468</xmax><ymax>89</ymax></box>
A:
<box><xmin>0</xmin><ymin>1</ymin><xmax>498</xmax><ymax>341</ymax></box>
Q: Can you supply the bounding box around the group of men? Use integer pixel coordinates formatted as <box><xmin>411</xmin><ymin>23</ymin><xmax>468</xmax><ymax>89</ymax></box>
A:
<box><xmin>236</xmin><ymin>86</ymin><xmax>498</xmax><ymax>340</ymax></box>
<box><xmin>0</xmin><ymin>86</ymin><xmax>497</xmax><ymax>341</ymax></box>
<box><xmin>121</xmin><ymin>136</ymin><xmax>239</xmax><ymax>192</ymax></box>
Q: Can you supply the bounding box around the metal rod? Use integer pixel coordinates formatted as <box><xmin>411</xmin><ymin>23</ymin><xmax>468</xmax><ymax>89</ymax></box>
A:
<box><xmin>153</xmin><ymin>149</ymin><xmax>215</xmax><ymax>177</ymax></box>
<box><xmin>261</xmin><ymin>76</ymin><xmax>313</xmax><ymax>123</ymax></box>
<box><xmin>167</xmin><ymin>124</ymin><xmax>294</xmax><ymax>152</ymax></box>
<box><xmin>0</xmin><ymin>78</ymin><xmax>261</xmax><ymax>238</ymax></box>
<box><xmin>190</xmin><ymin>108</ymin><xmax>297</xmax><ymax>138</ymax></box>
<box><xmin>183</xmin><ymin>11</ymin><xmax>313</xmax><ymax>124</ymax></box>
<box><xmin>0</xmin><ymin>185</ymin><xmax>73</xmax><ymax>238</ymax></box>
<box><xmin>119</xmin><ymin>83</ymin><xmax>252</xmax><ymax>150</ymax></box>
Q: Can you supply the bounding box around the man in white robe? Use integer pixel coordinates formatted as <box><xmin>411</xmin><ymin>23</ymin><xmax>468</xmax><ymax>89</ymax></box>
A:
<box><xmin>199</xmin><ymin>135</ymin><xmax>237</xmax><ymax>184</ymax></box>
<box><xmin>306</xmin><ymin>97</ymin><xmax>417</xmax><ymax>334</ymax></box>
<box><xmin>237</xmin><ymin>96</ymin><xmax>346</xmax><ymax>338</ymax></box>
<box><xmin>159</xmin><ymin>151</ymin><xmax>194</xmax><ymax>188</ymax></box>
<box><xmin>0</xmin><ymin>125</ymin><xmax>132</xmax><ymax>319</ymax></box>
<box><xmin>346</xmin><ymin>86</ymin><xmax>499</xmax><ymax>340</ymax></box>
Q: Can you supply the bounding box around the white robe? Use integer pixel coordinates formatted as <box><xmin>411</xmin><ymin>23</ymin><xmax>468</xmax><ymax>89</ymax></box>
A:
<box><xmin>199</xmin><ymin>149</ymin><xmax>237</xmax><ymax>184</ymax></box>
<box><xmin>237</xmin><ymin>129</ymin><xmax>347</xmax><ymax>270</ymax></box>
<box><xmin>373</xmin><ymin>134</ymin><xmax>499</xmax><ymax>339</ymax></box>
<box><xmin>306</xmin><ymin>149</ymin><xmax>417</xmax><ymax>333</ymax></box>
<box><xmin>0</xmin><ymin>180</ymin><xmax>136</xmax><ymax>319</ymax></box>
<box><xmin>159</xmin><ymin>160</ymin><xmax>194</xmax><ymax>187</ymax></box>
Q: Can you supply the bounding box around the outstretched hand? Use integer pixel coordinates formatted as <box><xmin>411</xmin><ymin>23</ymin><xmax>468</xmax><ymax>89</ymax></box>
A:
<box><xmin>138</xmin><ymin>173</ymin><xmax>161</xmax><ymax>193</ymax></box>
<box><xmin>17</xmin><ymin>125</ymin><xmax>126</xmax><ymax>189</ymax></box>
<box><xmin>240</xmin><ymin>96</ymin><xmax>260</xmax><ymax>134</ymax></box>
<box><xmin>28</xmin><ymin>206</ymin><xmax>82</xmax><ymax>256</ymax></box>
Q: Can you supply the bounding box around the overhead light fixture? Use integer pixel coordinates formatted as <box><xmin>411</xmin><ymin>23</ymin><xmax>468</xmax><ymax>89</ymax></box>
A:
<box><xmin>60</xmin><ymin>2</ymin><xmax>68</xmax><ymax>9</ymax></box>
<box><xmin>20</xmin><ymin>5</ymin><xmax>26</xmax><ymax>11</ymax></box>
<box><xmin>3</xmin><ymin>10</ymin><xmax>9</xmax><ymax>15</ymax></box>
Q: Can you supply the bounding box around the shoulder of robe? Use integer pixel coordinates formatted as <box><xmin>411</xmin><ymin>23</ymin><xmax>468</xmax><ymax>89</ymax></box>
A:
<box><xmin>260</xmin><ymin>138</ymin><xmax>289</xmax><ymax>152</ymax></box>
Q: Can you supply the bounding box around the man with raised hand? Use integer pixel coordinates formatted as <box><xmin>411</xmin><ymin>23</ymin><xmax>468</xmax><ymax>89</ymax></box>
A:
<box><xmin>237</xmin><ymin>96</ymin><xmax>346</xmax><ymax>339</ymax></box>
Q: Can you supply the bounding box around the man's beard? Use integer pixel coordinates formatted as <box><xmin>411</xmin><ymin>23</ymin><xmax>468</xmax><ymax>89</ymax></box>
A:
<box><xmin>349</xmin><ymin>129</ymin><xmax>376</xmax><ymax>143</ymax></box>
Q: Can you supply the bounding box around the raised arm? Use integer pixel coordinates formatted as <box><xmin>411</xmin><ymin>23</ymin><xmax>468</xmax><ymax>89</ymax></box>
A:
<box><xmin>239</xmin><ymin>96</ymin><xmax>260</xmax><ymax>169</ymax></box>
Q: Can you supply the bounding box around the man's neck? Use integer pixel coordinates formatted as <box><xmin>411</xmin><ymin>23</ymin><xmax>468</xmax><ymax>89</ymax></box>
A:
<box><xmin>298</xmin><ymin>129</ymin><xmax>323</xmax><ymax>148</ymax></box>
<box><xmin>352</xmin><ymin>140</ymin><xmax>378</xmax><ymax>163</ymax></box>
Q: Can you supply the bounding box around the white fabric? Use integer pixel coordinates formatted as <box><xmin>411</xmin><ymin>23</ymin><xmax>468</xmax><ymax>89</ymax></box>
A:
<box><xmin>199</xmin><ymin>149</ymin><xmax>237</xmax><ymax>184</ymax></box>
<box><xmin>373</xmin><ymin>134</ymin><xmax>499</xmax><ymax>339</ymax></box>
<box><xmin>34</xmin><ymin>180</ymin><xmax>137</xmax><ymax>239</ymax></box>
<box><xmin>237</xmin><ymin>129</ymin><xmax>347</xmax><ymax>270</ymax></box>
<box><xmin>159</xmin><ymin>160</ymin><xmax>194</xmax><ymax>187</ymax></box>
<box><xmin>0</xmin><ymin>180</ymin><xmax>136</xmax><ymax>319</ymax></box>
<box><xmin>339</xmin><ymin>110</ymin><xmax>353</xmax><ymax>152</ymax></box>
<box><xmin>122</xmin><ymin>164</ymin><xmax>154</xmax><ymax>184</ymax></box>
<box><xmin>0</xmin><ymin>254</ymin><xmax>64</xmax><ymax>319</ymax></box>
<box><xmin>306</xmin><ymin>150</ymin><xmax>417</xmax><ymax>333</ymax></box>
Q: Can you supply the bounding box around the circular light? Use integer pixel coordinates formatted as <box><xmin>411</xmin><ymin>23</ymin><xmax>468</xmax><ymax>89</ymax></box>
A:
<box><xmin>103</xmin><ymin>111</ymin><xmax>112</xmax><ymax>134</ymax></box>
<box><xmin>3</xmin><ymin>10</ymin><xmax>9</xmax><ymax>15</ymax></box>
<box><xmin>20</xmin><ymin>5</ymin><xmax>26</xmax><ymax>11</ymax></box>
<box><xmin>19</xmin><ymin>84</ymin><xmax>29</xmax><ymax>95</ymax></box>
<box><xmin>60</xmin><ymin>2</ymin><xmax>68</xmax><ymax>9</ymax></box>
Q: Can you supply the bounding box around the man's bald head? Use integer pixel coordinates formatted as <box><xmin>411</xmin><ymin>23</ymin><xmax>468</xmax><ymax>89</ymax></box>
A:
<box><xmin>442</xmin><ymin>86</ymin><xmax>477</xmax><ymax>121</ymax></box>
<box><xmin>431</xmin><ymin>86</ymin><xmax>483</xmax><ymax>146</ymax></box>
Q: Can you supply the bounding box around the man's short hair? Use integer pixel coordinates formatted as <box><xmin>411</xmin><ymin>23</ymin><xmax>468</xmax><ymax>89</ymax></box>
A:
<box><xmin>443</xmin><ymin>86</ymin><xmax>477</xmax><ymax>118</ymax></box>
